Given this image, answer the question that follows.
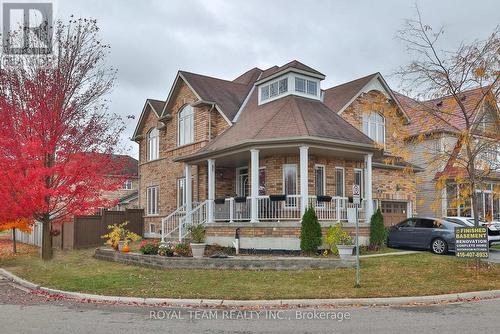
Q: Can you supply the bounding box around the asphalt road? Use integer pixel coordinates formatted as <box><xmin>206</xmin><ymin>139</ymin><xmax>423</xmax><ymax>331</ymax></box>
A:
<box><xmin>1</xmin><ymin>276</ymin><xmax>499</xmax><ymax>334</ymax></box>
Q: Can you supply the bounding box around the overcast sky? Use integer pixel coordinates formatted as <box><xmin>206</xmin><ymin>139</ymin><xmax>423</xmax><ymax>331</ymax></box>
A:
<box><xmin>56</xmin><ymin>0</ymin><xmax>500</xmax><ymax>158</ymax></box>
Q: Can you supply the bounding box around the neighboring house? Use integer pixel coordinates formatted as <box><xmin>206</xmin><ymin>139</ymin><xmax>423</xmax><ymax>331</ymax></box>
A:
<box><xmin>132</xmin><ymin>60</ymin><xmax>421</xmax><ymax>249</ymax></box>
<box><xmin>397</xmin><ymin>89</ymin><xmax>500</xmax><ymax>220</ymax></box>
<box><xmin>101</xmin><ymin>154</ymin><xmax>139</xmax><ymax>210</ymax></box>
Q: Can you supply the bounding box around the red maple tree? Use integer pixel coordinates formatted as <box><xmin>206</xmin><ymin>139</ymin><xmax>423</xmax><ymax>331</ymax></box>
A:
<box><xmin>0</xmin><ymin>18</ymin><xmax>126</xmax><ymax>260</ymax></box>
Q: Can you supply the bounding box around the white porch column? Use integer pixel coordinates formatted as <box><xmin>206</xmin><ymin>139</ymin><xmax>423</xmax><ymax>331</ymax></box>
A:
<box><xmin>207</xmin><ymin>159</ymin><xmax>215</xmax><ymax>223</ymax></box>
<box><xmin>184</xmin><ymin>164</ymin><xmax>192</xmax><ymax>224</ymax></box>
<box><xmin>300</xmin><ymin>146</ymin><xmax>309</xmax><ymax>216</ymax></box>
<box><xmin>250</xmin><ymin>149</ymin><xmax>259</xmax><ymax>223</ymax></box>
<box><xmin>364</xmin><ymin>153</ymin><xmax>374</xmax><ymax>221</ymax></box>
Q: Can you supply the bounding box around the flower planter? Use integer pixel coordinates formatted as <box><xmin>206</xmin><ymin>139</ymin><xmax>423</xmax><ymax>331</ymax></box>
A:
<box><xmin>337</xmin><ymin>245</ymin><xmax>354</xmax><ymax>260</ymax></box>
<box><xmin>190</xmin><ymin>243</ymin><xmax>206</xmax><ymax>258</ymax></box>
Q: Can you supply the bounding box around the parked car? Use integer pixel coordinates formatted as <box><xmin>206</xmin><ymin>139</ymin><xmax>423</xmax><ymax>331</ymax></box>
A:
<box><xmin>444</xmin><ymin>216</ymin><xmax>500</xmax><ymax>247</ymax></box>
<box><xmin>387</xmin><ymin>217</ymin><xmax>466</xmax><ymax>255</ymax></box>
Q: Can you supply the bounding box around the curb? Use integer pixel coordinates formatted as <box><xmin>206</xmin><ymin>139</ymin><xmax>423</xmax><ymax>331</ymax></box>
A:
<box><xmin>1</xmin><ymin>268</ymin><xmax>499</xmax><ymax>308</ymax></box>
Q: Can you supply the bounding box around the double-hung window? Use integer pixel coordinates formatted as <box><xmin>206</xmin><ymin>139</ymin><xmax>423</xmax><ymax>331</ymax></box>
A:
<box><xmin>178</xmin><ymin>105</ymin><xmax>194</xmax><ymax>146</ymax></box>
<box><xmin>147</xmin><ymin>128</ymin><xmax>159</xmax><ymax>161</ymax></box>
<box><xmin>147</xmin><ymin>186</ymin><xmax>159</xmax><ymax>215</ymax></box>
<box><xmin>362</xmin><ymin>112</ymin><xmax>385</xmax><ymax>145</ymax></box>
<box><xmin>123</xmin><ymin>179</ymin><xmax>133</xmax><ymax>190</ymax></box>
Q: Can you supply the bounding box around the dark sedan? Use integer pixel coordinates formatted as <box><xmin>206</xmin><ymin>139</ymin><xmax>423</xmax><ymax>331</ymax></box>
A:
<box><xmin>387</xmin><ymin>217</ymin><xmax>466</xmax><ymax>255</ymax></box>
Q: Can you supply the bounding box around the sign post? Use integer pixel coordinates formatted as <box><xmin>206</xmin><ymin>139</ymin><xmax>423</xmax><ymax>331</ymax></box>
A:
<box><xmin>352</xmin><ymin>185</ymin><xmax>361</xmax><ymax>288</ymax></box>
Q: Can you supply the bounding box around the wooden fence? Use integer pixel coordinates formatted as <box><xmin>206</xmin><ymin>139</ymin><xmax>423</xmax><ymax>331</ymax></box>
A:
<box><xmin>11</xmin><ymin>209</ymin><xmax>144</xmax><ymax>249</ymax></box>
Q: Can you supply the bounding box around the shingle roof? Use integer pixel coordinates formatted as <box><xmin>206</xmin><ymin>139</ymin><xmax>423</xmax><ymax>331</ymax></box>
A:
<box><xmin>323</xmin><ymin>73</ymin><xmax>378</xmax><ymax>113</ymax></box>
<box><xmin>395</xmin><ymin>87</ymin><xmax>489</xmax><ymax>137</ymax></box>
<box><xmin>192</xmin><ymin>89</ymin><xmax>373</xmax><ymax>155</ymax></box>
<box><xmin>179</xmin><ymin>70</ymin><xmax>259</xmax><ymax>121</ymax></box>
<box><xmin>147</xmin><ymin>99</ymin><xmax>165</xmax><ymax>115</ymax></box>
<box><xmin>259</xmin><ymin>60</ymin><xmax>324</xmax><ymax>81</ymax></box>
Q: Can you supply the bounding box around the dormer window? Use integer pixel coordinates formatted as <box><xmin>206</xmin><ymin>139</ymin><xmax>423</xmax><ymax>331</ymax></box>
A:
<box><xmin>295</xmin><ymin>77</ymin><xmax>318</xmax><ymax>96</ymax></box>
<box><xmin>261</xmin><ymin>77</ymin><xmax>288</xmax><ymax>102</ymax></box>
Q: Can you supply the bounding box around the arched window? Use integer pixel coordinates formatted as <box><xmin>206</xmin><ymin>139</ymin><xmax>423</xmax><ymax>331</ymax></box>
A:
<box><xmin>362</xmin><ymin>112</ymin><xmax>385</xmax><ymax>145</ymax></box>
<box><xmin>147</xmin><ymin>128</ymin><xmax>159</xmax><ymax>161</ymax></box>
<box><xmin>178</xmin><ymin>105</ymin><xmax>194</xmax><ymax>146</ymax></box>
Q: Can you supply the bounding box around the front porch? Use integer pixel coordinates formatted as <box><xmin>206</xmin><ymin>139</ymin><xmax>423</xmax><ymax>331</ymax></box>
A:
<box><xmin>161</xmin><ymin>142</ymin><xmax>376</xmax><ymax>247</ymax></box>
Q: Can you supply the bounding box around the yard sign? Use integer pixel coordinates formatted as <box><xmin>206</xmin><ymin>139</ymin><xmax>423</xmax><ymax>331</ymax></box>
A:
<box><xmin>455</xmin><ymin>227</ymin><xmax>489</xmax><ymax>258</ymax></box>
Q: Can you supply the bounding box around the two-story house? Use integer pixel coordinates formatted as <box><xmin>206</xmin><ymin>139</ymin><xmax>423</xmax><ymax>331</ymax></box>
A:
<box><xmin>132</xmin><ymin>60</ymin><xmax>421</xmax><ymax>250</ymax></box>
<box><xmin>396</xmin><ymin>89</ymin><xmax>500</xmax><ymax>221</ymax></box>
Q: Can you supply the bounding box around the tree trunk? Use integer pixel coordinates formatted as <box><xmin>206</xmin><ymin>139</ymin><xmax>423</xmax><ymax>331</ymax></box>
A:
<box><xmin>41</xmin><ymin>219</ymin><xmax>53</xmax><ymax>260</ymax></box>
<box><xmin>12</xmin><ymin>228</ymin><xmax>16</xmax><ymax>254</ymax></box>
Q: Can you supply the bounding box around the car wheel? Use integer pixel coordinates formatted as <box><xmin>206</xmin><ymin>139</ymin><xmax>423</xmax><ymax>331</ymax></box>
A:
<box><xmin>431</xmin><ymin>238</ymin><xmax>448</xmax><ymax>255</ymax></box>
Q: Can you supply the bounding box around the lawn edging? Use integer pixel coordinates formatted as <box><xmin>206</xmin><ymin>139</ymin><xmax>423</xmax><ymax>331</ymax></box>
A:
<box><xmin>1</xmin><ymin>267</ymin><xmax>499</xmax><ymax>307</ymax></box>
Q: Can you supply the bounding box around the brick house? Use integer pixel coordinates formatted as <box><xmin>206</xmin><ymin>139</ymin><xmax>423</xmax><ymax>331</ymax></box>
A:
<box><xmin>397</xmin><ymin>89</ymin><xmax>500</xmax><ymax>220</ymax></box>
<box><xmin>101</xmin><ymin>154</ymin><xmax>139</xmax><ymax>210</ymax></box>
<box><xmin>132</xmin><ymin>60</ymin><xmax>422</xmax><ymax>249</ymax></box>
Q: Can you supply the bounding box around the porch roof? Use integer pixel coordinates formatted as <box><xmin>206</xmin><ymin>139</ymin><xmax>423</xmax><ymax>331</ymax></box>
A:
<box><xmin>177</xmin><ymin>93</ymin><xmax>377</xmax><ymax>162</ymax></box>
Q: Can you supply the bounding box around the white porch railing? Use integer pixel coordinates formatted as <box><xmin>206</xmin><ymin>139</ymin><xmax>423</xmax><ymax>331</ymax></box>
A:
<box><xmin>212</xmin><ymin>195</ymin><xmax>365</xmax><ymax>223</ymax></box>
<box><xmin>160</xmin><ymin>204</ymin><xmax>186</xmax><ymax>242</ymax></box>
<box><xmin>179</xmin><ymin>200</ymin><xmax>208</xmax><ymax>241</ymax></box>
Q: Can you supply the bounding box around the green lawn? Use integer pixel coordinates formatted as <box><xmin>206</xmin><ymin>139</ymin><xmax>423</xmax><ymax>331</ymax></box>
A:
<box><xmin>492</xmin><ymin>244</ymin><xmax>500</xmax><ymax>250</ymax></box>
<box><xmin>1</xmin><ymin>241</ymin><xmax>499</xmax><ymax>300</ymax></box>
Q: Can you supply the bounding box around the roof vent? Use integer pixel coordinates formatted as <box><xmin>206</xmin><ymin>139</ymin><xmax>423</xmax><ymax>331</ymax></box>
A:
<box><xmin>436</xmin><ymin>101</ymin><xmax>443</xmax><ymax>107</ymax></box>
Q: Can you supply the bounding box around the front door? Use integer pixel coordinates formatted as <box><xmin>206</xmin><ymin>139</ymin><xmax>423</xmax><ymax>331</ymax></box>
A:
<box><xmin>236</xmin><ymin>167</ymin><xmax>249</xmax><ymax>197</ymax></box>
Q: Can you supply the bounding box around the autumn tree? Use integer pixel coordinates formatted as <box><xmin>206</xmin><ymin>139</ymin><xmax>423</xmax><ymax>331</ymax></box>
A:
<box><xmin>0</xmin><ymin>18</ymin><xmax>126</xmax><ymax>260</ymax></box>
<box><xmin>394</xmin><ymin>7</ymin><xmax>500</xmax><ymax>227</ymax></box>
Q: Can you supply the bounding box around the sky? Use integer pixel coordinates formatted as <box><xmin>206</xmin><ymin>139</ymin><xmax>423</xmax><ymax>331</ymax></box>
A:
<box><xmin>53</xmin><ymin>0</ymin><xmax>500</xmax><ymax>158</ymax></box>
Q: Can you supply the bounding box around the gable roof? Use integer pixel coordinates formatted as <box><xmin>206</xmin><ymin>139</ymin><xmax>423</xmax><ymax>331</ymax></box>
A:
<box><xmin>395</xmin><ymin>87</ymin><xmax>491</xmax><ymax>137</ymax></box>
<box><xmin>323</xmin><ymin>73</ymin><xmax>410</xmax><ymax>122</ymax></box>
<box><xmin>132</xmin><ymin>99</ymin><xmax>163</xmax><ymax>140</ymax></box>
<box><xmin>258</xmin><ymin>60</ymin><xmax>325</xmax><ymax>82</ymax></box>
<box><xmin>323</xmin><ymin>73</ymin><xmax>378</xmax><ymax>113</ymax></box>
<box><xmin>180</xmin><ymin>88</ymin><xmax>374</xmax><ymax>158</ymax></box>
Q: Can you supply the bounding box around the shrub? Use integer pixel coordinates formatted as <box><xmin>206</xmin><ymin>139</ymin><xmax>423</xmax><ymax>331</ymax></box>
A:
<box><xmin>369</xmin><ymin>208</ymin><xmax>387</xmax><ymax>250</ymax></box>
<box><xmin>174</xmin><ymin>242</ymin><xmax>191</xmax><ymax>257</ymax></box>
<box><xmin>189</xmin><ymin>224</ymin><xmax>206</xmax><ymax>243</ymax></box>
<box><xmin>323</xmin><ymin>224</ymin><xmax>353</xmax><ymax>255</ymax></box>
<box><xmin>158</xmin><ymin>242</ymin><xmax>175</xmax><ymax>257</ymax></box>
<box><xmin>139</xmin><ymin>240</ymin><xmax>159</xmax><ymax>255</ymax></box>
<box><xmin>101</xmin><ymin>221</ymin><xmax>141</xmax><ymax>248</ymax></box>
<box><xmin>300</xmin><ymin>206</ymin><xmax>322</xmax><ymax>254</ymax></box>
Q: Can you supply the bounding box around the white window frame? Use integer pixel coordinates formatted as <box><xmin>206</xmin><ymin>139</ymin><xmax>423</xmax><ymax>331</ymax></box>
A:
<box><xmin>314</xmin><ymin>164</ymin><xmax>326</xmax><ymax>207</ymax></box>
<box><xmin>147</xmin><ymin>128</ymin><xmax>159</xmax><ymax>161</ymax></box>
<box><xmin>146</xmin><ymin>185</ymin><xmax>159</xmax><ymax>216</ymax></box>
<box><xmin>354</xmin><ymin>168</ymin><xmax>363</xmax><ymax>198</ymax></box>
<box><xmin>335</xmin><ymin>167</ymin><xmax>345</xmax><ymax>198</ymax></box>
<box><xmin>176</xmin><ymin>178</ymin><xmax>185</xmax><ymax>208</ymax></box>
<box><xmin>149</xmin><ymin>223</ymin><xmax>156</xmax><ymax>235</ymax></box>
<box><xmin>123</xmin><ymin>179</ymin><xmax>133</xmax><ymax>190</ymax></box>
<box><xmin>283</xmin><ymin>164</ymin><xmax>298</xmax><ymax>208</ymax></box>
<box><xmin>362</xmin><ymin>112</ymin><xmax>385</xmax><ymax>146</ymax></box>
<box><xmin>259</xmin><ymin>77</ymin><xmax>289</xmax><ymax>103</ymax></box>
<box><xmin>177</xmin><ymin>105</ymin><xmax>194</xmax><ymax>147</ymax></box>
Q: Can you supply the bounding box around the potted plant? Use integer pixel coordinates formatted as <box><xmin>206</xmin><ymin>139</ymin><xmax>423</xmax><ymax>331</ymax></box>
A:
<box><xmin>101</xmin><ymin>221</ymin><xmax>141</xmax><ymax>252</ymax></box>
<box><xmin>188</xmin><ymin>224</ymin><xmax>206</xmax><ymax>258</ymax></box>
<box><xmin>336</xmin><ymin>232</ymin><xmax>354</xmax><ymax>260</ymax></box>
<box><xmin>324</xmin><ymin>223</ymin><xmax>354</xmax><ymax>259</ymax></box>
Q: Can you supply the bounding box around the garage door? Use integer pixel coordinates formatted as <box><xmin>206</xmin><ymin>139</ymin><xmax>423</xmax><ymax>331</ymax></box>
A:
<box><xmin>380</xmin><ymin>201</ymin><xmax>408</xmax><ymax>226</ymax></box>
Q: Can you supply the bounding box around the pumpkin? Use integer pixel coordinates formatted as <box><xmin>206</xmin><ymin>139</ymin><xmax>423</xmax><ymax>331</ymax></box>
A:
<box><xmin>122</xmin><ymin>244</ymin><xmax>130</xmax><ymax>253</ymax></box>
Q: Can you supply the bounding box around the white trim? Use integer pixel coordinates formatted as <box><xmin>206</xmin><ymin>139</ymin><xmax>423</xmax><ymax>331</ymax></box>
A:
<box><xmin>354</xmin><ymin>168</ymin><xmax>363</xmax><ymax>198</ymax></box>
<box><xmin>336</xmin><ymin>73</ymin><xmax>411</xmax><ymax>122</ymax></box>
<box><xmin>233</xmin><ymin>72</ymin><xmax>262</xmax><ymax>122</ymax></box>
<box><xmin>255</xmin><ymin>67</ymin><xmax>325</xmax><ymax>86</ymax></box>
<box><xmin>283</xmin><ymin>163</ymin><xmax>299</xmax><ymax>208</ymax></box>
<box><xmin>149</xmin><ymin>223</ymin><xmax>156</xmax><ymax>235</ymax></box>
<box><xmin>177</xmin><ymin>104</ymin><xmax>195</xmax><ymax>146</ymax></box>
<box><xmin>250</xmin><ymin>149</ymin><xmax>260</xmax><ymax>223</ymax></box>
<box><xmin>335</xmin><ymin>167</ymin><xmax>345</xmax><ymax>197</ymax></box>
<box><xmin>235</xmin><ymin>166</ymin><xmax>249</xmax><ymax>197</ymax></box>
<box><xmin>132</xmin><ymin>100</ymin><xmax>161</xmax><ymax>140</ymax></box>
<box><xmin>258</xmin><ymin>73</ymin><xmax>321</xmax><ymax>105</ymax></box>
<box><xmin>146</xmin><ymin>185</ymin><xmax>159</xmax><ymax>216</ymax></box>
<box><xmin>314</xmin><ymin>164</ymin><xmax>326</xmax><ymax>196</ymax></box>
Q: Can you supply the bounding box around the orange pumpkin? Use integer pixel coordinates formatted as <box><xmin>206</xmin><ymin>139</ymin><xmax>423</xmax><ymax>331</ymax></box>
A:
<box><xmin>122</xmin><ymin>244</ymin><xmax>130</xmax><ymax>253</ymax></box>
